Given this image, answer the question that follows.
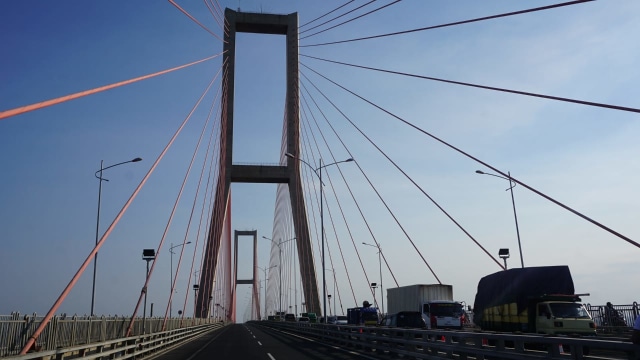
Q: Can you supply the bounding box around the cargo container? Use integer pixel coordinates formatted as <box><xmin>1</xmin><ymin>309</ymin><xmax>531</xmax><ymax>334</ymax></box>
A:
<box><xmin>387</xmin><ymin>284</ymin><xmax>463</xmax><ymax>329</ymax></box>
<box><xmin>473</xmin><ymin>266</ymin><xmax>596</xmax><ymax>336</ymax></box>
<box><xmin>347</xmin><ymin>306</ymin><xmax>379</xmax><ymax>326</ymax></box>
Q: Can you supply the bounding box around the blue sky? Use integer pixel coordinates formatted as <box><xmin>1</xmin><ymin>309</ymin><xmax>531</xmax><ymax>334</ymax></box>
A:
<box><xmin>1</xmin><ymin>1</ymin><xmax>639</xmax><ymax>321</ymax></box>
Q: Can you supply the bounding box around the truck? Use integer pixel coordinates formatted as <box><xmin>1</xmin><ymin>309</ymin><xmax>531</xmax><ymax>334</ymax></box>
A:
<box><xmin>387</xmin><ymin>284</ymin><xmax>464</xmax><ymax>329</ymax></box>
<box><xmin>347</xmin><ymin>301</ymin><xmax>380</xmax><ymax>326</ymax></box>
<box><xmin>472</xmin><ymin>265</ymin><xmax>596</xmax><ymax>336</ymax></box>
<box><xmin>300</xmin><ymin>312</ymin><xmax>318</xmax><ymax>323</ymax></box>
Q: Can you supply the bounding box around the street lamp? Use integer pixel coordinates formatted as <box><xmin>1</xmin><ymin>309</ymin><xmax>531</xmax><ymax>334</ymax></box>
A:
<box><xmin>262</xmin><ymin>236</ymin><xmax>295</xmax><ymax>316</ymax></box>
<box><xmin>169</xmin><ymin>241</ymin><xmax>191</xmax><ymax>318</ymax></box>
<box><xmin>285</xmin><ymin>152</ymin><xmax>354</xmax><ymax>323</ymax></box>
<box><xmin>499</xmin><ymin>248</ymin><xmax>510</xmax><ymax>270</ymax></box>
<box><xmin>325</xmin><ymin>268</ymin><xmax>337</xmax><ymax>317</ymax></box>
<box><xmin>475</xmin><ymin>170</ymin><xmax>524</xmax><ymax>268</ymax></box>
<box><xmin>362</xmin><ymin>242</ymin><xmax>384</xmax><ymax>315</ymax></box>
<box><xmin>192</xmin><ymin>284</ymin><xmax>199</xmax><ymax>318</ymax></box>
<box><xmin>257</xmin><ymin>265</ymin><xmax>277</xmax><ymax>319</ymax></box>
<box><xmin>327</xmin><ymin>294</ymin><xmax>332</xmax><ymax>317</ymax></box>
<box><xmin>142</xmin><ymin>248</ymin><xmax>155</xmax><ymax>334</ymax></box>
<box><xmin>370</xmin><ymin>282</ymin><xmax>381</xmax><ymax>320</ymax></box>
<box><xmin>92</xmin><ymin>157</ymin><xmax>142</xmax><ymax>316</ymax></box>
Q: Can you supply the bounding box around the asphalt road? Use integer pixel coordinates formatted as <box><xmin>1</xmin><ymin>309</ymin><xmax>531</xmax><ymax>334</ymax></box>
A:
<box><xmin>152</xmin><ymin>323</ymin><xmax>376</xmax><ymax>360</ymax></box>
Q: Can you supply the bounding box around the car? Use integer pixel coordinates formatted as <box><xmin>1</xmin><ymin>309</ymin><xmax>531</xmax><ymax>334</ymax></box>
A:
<box><xmin>298</xmin><ymin>316</ymin><xmax>310</xmax><ymax>323</ymax></box>
<box><xmin>380</xmin><ymin>311</ymin><xmax>426</xmax><ymax>328</ymax></box>
<box><xmin>336</xmin><ymin>315</ymin><xmax>348</xmax><ymax>325</ymax></box>
<box><xmin>284</xmin><ymin>313</ymin><xmax>296</xmax><ymax>322</ymax></box>
<box><xmin>326</xmin><ymin>316</ymin><xmax>337</xmax><ymax>324</ymax></box>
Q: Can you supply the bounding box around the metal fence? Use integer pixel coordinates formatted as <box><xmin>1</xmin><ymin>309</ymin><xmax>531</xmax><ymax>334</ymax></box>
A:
<box><xmin>0</xmin><ymin>312</ymin><xmax>220</xmax><ymax>357</ymax></box>
<box><xmin>586</xmin><ymin>302</ymin><xmax>639</xmax><ymax>333</ymax></box>
<box><xmin>258</xmin><ymin>321</ymin><xmax>640</xmax><ymax>360</ymax></box>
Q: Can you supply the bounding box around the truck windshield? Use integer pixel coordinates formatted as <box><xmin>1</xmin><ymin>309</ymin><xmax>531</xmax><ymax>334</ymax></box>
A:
<box><xmin>427</xmin><ymin>303</ymin><xmax>463</xmax><ymax>317</ymax></box>
<box><xmin>549</xmin><ymin>303</ymin><xmax>591</xmax><ymax>318</ymax></box>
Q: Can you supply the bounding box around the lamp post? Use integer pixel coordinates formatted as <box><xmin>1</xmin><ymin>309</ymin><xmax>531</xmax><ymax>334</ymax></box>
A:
<box><xmin>192</xmin><ymin>284</ymin><xmax>199</xmax><ymax>318</ymax></box>
<box><xmin>499</xmin><ymin>248</ymin><xmax>510</xmax><ymax>270</ymax></box>
<box><xmin>475</xmin><ymin>170</ymin><xmax>524</xmax><ymax>268</ymax></box>
<box><xmin>257</xmin><ymin>265</ymin><xmax>277</xmax><ymax>319</ymax></box>
<box><xmin>285</xmin><ymin>152</ymin><xmax>354</xmax><ymax>323</ymax></box>
<box><xmin>325</xmin><ymin>268</ymin><xmax>337</xmax><ymax>316</ymax></box>
<box><xmin>262</xmin><ymin>236</ymin><xmax>295</xmax><ymax>317</ymax></box>
<box><xmin>169</xmin><ymin>242</ymin><xmax>191</xmax><ymax>318</ymax></box>
<box><xmin>142</xmin><ymin>249</ymin><xmax>155</xmax><ymax>334</ymax></box>
<box><xmin>362</xmin><ymin>242</ymin><xmax>384</xmax><ymax>315</ymax></box>
<box><xmin>92</xmin><ymin>157</ymin><xmax>142</xmax><ymax>316</ymax></box>
<box><xmin>370</xmin><ymin>282</ymin><xmax>378</xmax><ymax>316</ymax></box>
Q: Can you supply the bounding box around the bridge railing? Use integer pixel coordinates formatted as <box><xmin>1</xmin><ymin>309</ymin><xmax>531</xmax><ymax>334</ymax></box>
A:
<box><xmin>255</xmin><ymin>321</ymin><xmax>640</xmax><ymax>360</ymax></box>
<box><xmin>586</xmin><ymin>302</ymin><xmax>639</xmax><ymax>333</ymax></box>
<box><xmin>0</xmin><ymin>312</ymin><xmax>220</xmax><ymax>357</ymax></box>
<box><xmin>3</xmin><ymin>322</ymin><xmax>226</xmax><ymax>360</ymax></box>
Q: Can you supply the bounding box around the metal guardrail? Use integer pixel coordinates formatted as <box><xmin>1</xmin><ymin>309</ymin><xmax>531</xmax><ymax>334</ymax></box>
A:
<box><xmin>3</xmin><ymin>322</ymin><xmax>225</xmax><ymax>360</ymax></box>
<box><xmin>0</xmin><ymin>312</ymin><xmax>221</xmax><ymax>357</ymax></box>
<box><xmin>586</xmin><ymin>302</ymin><xmax>639</xmax><ymax>333</ymax></box>
<box><xmin>256</xmin><ymin>321</ymin><xmax>640</xmax><ymax>360</ymax></box>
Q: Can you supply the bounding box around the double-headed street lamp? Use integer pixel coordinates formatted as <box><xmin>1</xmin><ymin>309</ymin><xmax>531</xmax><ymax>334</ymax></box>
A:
<box><xmin>169</xmin><ymin>242</ymin><xmax>191</xmax><ymax>318</ymax></box>
<box><xmin>285</xmin><ymin>152</ymin><xmax>354</xmax><ymax>323</ymax></box>
<box><xmin>362</xmin><ymin>242</ymin><xmax>384</xmax><ymax>315</ymax></box>
<box><xmin>475</xmin><ymin>170</ymin><xmax>524</xmax><ymax>268</ymax></box>
<box><xmin>92</xmin><ymin>157</ymin><xmax>142</xmax><ymax>316</ymax></box>
<box><xmin>257</xmin><ymin>265</ymin><xmax>277</xmax><ymax>319</ymax></box>
<box><xmin>262</xmin><ymin>236</ymin><xmax>295</xmax><ymax>316</ymax></box>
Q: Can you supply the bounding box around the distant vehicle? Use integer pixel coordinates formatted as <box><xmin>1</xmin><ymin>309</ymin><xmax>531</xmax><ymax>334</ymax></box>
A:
<box><xmin>300</xmin><ymin>312</ymin><xmax>318</xmax><ymax>323</ymax></box>
<box><xmin>326</xmin><ymin>316</ymin><xmax>337</xmax><ymax>324</ymax></box>
<box><xmin>347</xmin><ymin>301</ymin><xmax>379</xmax><ymax>326</ymax></box>
<box><xmin>336</xmin><ymin>315</ymin><xmax>348</xmax><ymax>325</ymax></box>
<box><xmin>387</xmin><ymin>284</ymin><xmax>464</xmax><ymax>329</ymax></box>
<box><xmin>298</xmin><ymin>316</ymin><xmax>310</xmax><ymax>323</ymax></box>
<box><xmin>380</xmin><ymin>311</ymin><xmax>426</xmax><ymax>328</ymax></box>
<box><xmin>284</xmin><ymin>313</ymin><xmax>296</xmax><ymax>322</ymax></box>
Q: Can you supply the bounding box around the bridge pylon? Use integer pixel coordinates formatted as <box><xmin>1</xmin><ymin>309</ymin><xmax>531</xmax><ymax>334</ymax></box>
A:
<box><xmin>195</xmin><ymin>9</ymin><xmax>321</xmax><ymax>318</ymax></box>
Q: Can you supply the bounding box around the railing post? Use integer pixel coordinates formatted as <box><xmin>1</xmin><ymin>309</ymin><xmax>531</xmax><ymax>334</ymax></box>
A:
<box><xmin>86</xmin><ymin>315</ymin><xmax>91</xmax><ymax>346</ymax></box>
<box><xmin>69</xmin><ymin>315</ymin><xmax>77</xmax><ymax>348</ymax></box>
<box><xmin>21</xmin><ymin>314</ymin><xmax>30</xmax><ymax>352</ymax></box>
<box><xmin>47</xmin><ymin>314</ymin><xmax>58</xmax><ymax>352</ymax></box>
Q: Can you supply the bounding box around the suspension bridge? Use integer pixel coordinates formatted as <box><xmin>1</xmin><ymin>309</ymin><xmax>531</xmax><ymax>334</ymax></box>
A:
<box><xmin>1</xmin><ymin>1</ymin><xmax>639</xmax><ymax>359</ymax></box>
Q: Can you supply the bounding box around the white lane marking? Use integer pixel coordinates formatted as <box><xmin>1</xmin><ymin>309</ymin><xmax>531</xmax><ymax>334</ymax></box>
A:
<box><xmin>258</xmin><ymin>341</ymin><xmax>262</xmax><ymax>346</ymax></box>
<box><xmin>184</xmin><ymin>326</ymin><xmax>230</xmax><ymax>360</ymax></box>
<box><xmin>267</xmin><ymin>353</ymin><xmax>276</xmax><ymax>360</ymax></box>
<box><xmin>253</xmin><ymin>335</ymin><xmax>256</xmax><ymax>339</ymax></box>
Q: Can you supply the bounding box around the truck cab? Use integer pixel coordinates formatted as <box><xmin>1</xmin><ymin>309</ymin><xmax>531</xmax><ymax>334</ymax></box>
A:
<box><xmin>422</xmin><ymin>300</ymin><xmax>464</xmax><ymax>329</ymax></box>
<box><xmin>531</xmin><ymin>296</ymin><xmax>596</xmax><ymax>335</ymax></box>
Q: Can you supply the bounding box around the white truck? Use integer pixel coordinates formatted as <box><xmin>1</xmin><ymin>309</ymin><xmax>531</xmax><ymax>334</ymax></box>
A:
<box><xmin>387</xmin><ymin>284</ymin><xmax>464</xmax><ymax>329</ymax></box>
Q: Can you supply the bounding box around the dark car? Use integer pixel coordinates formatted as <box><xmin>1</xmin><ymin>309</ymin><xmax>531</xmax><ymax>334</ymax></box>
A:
<box><xmin>284</xmin><ymin>313</ymin><xmax>296</xmax><ymax>322</ymax></box>
<box><xmin>380</xmin><ymin>311</ymin><xmax>426</xmax><ymax>328</ymax></box>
